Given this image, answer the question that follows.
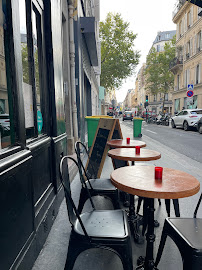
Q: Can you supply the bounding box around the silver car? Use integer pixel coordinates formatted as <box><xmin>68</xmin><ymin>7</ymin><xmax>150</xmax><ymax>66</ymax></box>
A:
<box><xmin>171</xmin><ymin>109</ymin><xmax>202</xmax><ymax>131</ymax></box>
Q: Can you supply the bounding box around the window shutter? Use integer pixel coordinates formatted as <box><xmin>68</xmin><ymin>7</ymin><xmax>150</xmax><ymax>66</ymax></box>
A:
<box><xmin>199</xmin><ymin>64</ymin><xmax>201</xmax><ymax>83</ymax></box>
<box><xmin>188</xmin><ymin>69</ymin><xmax>190</xmax><ymax>84</ymax></box>
<box><xmin>185</xmin><ymin>13</ymin><xmax>187</xmax><ymax>32</ymax></box>
<box><xmin>195</xmin><ymin>66</ymin><xmax>197</xmax><ymax>84</ymax></box>
<box><xmin>191</xmin><ymin>6</ymin><xmax>193</xmax><ymax>26</ymax></box>
<box><xmin>183</xmin><ymin>17</ymin><xmax>185</xmax><ymax>34</ymax></box>
<box><xmin>200</xmin><ymin>30</ymin><xmax>202</xmax><ymax>50</ymax></box>
<box><xmin>195</xmin><ymin>35</ymin><xmax>197</xmax><ymax>54</ymax></box>
<box><xmin>184</xmin><ymin>70</ymin><xmax>186</xmax><ymax>87</ymax></box>
<box><xmin>184</xmin><ymin>44</ymin><xmax>186</xmax><ymax>61</ymax></box>
<box><xmin>190</xmin><ymin>38</ymin><xmax>192</xmax><ymax>56</ymax></box>
<box><xmin>177</xmin><ymin>23</ymin><xmax>179</xmax><ymax>40</ymax></box>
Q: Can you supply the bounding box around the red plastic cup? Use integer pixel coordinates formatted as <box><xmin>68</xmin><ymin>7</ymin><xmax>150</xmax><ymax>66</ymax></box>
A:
<box><xmin>136</xmin><ymin>146</ymin><xmax>140</xmax><ymax>154</ymax></box>
<box><xmin>155</xmin><ymin>167</ymin><xmax>163</xmax><ymax>180</ymax></box>
<box><xmin>126</xmin><ymin>137</ymin><xmax>130</xmax><ymax>144</ymax></box>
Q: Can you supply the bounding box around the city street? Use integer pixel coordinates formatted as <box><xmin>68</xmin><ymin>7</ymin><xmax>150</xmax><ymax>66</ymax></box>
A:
<box><xmin>123</xmin><ymin>119</ymin><xmax>202</xmax><ymax>163</ymax></box>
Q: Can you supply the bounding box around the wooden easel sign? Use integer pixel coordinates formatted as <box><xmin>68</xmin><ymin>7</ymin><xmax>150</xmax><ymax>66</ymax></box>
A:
<box><xmin>85</xmin><ymin>118</ymin><xmax>122</xmax><ymax>178</ymax></box>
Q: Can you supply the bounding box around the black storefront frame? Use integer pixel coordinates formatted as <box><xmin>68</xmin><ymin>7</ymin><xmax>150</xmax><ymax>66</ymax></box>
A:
<box><xmin>0</xmin><ymin>0</ymin><xmax>67</xmax><ymax>269</ymax></box>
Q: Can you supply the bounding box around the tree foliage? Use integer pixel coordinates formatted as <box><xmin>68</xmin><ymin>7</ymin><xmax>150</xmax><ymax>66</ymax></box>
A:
<box><xmin>100</xmin><ymin>13</ymin><xmax>140</xmax><ymax>91</ymax></box>
<box><xmin>145</xmin><ymin>35</ymin><xmax>176</xmax><ymax>110</ymax></box>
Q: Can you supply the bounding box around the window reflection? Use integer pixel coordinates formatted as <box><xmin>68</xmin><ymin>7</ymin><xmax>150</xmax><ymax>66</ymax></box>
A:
<box><xmin>19</xmin><ymin>0</ymin><xmax>35</xmax><ymax>138</ymax></box>
<box><xmin>32</xmin><ymin>10</ymin><xmax>41</xmax><ymax>111</ymax></box>
<box><xmin>0</xmin><ymin>0</ymin><xmax>11</xmax><ymax>149</ymax></box>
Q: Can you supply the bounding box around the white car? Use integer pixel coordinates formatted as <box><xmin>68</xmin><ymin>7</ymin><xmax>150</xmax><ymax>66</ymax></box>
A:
<box><xmin>0</xmin><ymin>114</ymin><xmax>10</xmax><ymax>136</ymax></box>
<box><xmin>171</xmin><ymin>109</ymin><xmax>202</xmax><ymax>131</ymax></box>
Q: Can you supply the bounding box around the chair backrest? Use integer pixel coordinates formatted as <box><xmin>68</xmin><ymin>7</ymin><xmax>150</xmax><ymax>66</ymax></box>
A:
<box><xmin>59</xmin><ymin>156</ymin><xmax>91</xmax><ymax>238</ymax></box>
<box><xmin>75</xmin><ymin>141</ymin><xmax>96</xmax><ymax>180</ymax></box>
<box><xmin>194</xmin><ymin>192</ymin><xmax>202</xmax><ymax>218</ymax></box>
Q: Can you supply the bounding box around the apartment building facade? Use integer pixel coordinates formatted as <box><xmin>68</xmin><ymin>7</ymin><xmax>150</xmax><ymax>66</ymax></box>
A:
<box><xmin>171</xmin><ymin>0</ymin><xmax>202</xmax><ymax>112</ymax></box>
<box><xmin>147</xmin><ymin>30</ymin><xmax>176</xmax><ymax>114</ymax></box>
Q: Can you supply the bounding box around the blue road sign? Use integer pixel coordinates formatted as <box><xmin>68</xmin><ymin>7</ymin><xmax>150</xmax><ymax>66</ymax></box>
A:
<box><xmin>187</xmin><ymin>90</ymin><xmax>194</xmax><ymax>97</ymax></box>
<box><xmin>187</xmin><ymin>84</ymin><xmax>194</xmax><ymax>91</ymax></box>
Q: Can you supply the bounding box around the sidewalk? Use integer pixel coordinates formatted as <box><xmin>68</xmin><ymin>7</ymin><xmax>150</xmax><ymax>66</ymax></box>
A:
<box><xmin>32</xmin><ymin>120</ymin><xmax>201</xmax><ymax>270</ymax></box>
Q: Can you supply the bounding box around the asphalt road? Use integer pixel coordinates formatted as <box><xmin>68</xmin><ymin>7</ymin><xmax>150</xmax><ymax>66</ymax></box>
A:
<box><xmin>122</xmin><ymin>119</ymin><xmax>202</xmax><ymax>164</ymax></box>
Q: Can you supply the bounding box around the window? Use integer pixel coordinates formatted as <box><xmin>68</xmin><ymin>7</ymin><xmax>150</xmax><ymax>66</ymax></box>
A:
<box><xmin>179</xmin><ymin>21</ymin><xmax>182</xmax><ymax>37</ymax></box>
<box><xmin>175</xmin><ymin>99</ymin><xmax>180</xmax><ymax>112</ymax></box>
<box><xmin>186</xmin><ymin>41</ymin><xmax>190</xmax><ymax>59</ymax></box>
<box><xmin>157</xmin><ymin>45</ymin><xmax>160</xmax><ymax>52</ymax></box>
<box><xmin>177</xmin><ymin>74</ymin><xmax>180</xmax><ymax>90</ymax></box>
<box><xmin>196</xmin><ymin>64</ymin><xmax>200</xmax><ymax>84</ymax></box>
<box><xmin>197</xmin><ymin>31</ymin><xmax>201</xmax><ymax>52</ymax></box>
<box><xmin>165</xmin><ymin>33</ymin><xmax>170</xmax><ymax>39</ymax></box>
<box><xmin>184</xmin><ymin>97</ymin><xmax>188</xmax><ymax>109</ymax></box>
<box><xmin>154</xmin><ymin>94</ymin><xmax>157</xmax><ymax>102</ymax></box>
<box><xmin>165</xmin><ymin>93</ymin><xmax>168</xmax><ymax>101</ymax></box>
<box><xmin>19</xmin><ymin>0</ymin><xmax>47</xmax><ymax>139</ymax></box>
<box><xmin>187</xmin><ymin>10</ymin><xmax>191</xmax><ymax>29</ymax></box>
<box><xmin>0</xmin><ymin>1</ymin><xmax>12</xmax><ymax>149</ymax></box>
<box><xmin>184</xmin><ymin>69</ymin><xmax>190</xmax><ymax>87</ymax></box>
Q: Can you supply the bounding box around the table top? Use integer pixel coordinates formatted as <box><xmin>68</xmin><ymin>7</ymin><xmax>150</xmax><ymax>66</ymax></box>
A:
<box><xmin>107</xmin><ymin>139</ymin><xmax>146</xmax><ymax>148</ymax></box>
<box><xmin>110</xmin><ymin>165</ymin><xmax>200</xmax><ymax>199</ymax></box>
<box><xmin>108</xmin><ymin>148</ymin><xmax>161</xmax><ymax>162</ymax></box>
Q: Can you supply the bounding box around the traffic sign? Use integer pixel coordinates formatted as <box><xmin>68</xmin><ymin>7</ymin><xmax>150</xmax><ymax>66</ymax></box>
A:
<box><xmin>187</xmin><ymin>84</ymin><xmax>194</xmax><ymax>91</ymax></box>
<box><xmin>187</xmin><ymin>90</ymin><xmax>194</xmax><ymax>97</ymax></box>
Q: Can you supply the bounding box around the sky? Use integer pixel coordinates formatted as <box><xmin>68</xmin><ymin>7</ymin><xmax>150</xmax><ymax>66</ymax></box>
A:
<box><xmin>100</xmin><ymin>0</ymin><xmax>177</xmax><ymax>103</ymax></box>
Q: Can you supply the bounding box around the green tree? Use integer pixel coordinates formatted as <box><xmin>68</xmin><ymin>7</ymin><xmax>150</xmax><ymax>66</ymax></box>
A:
<box><xmin>145</xmin><ymin>35</ymin><xmax>176</xmax><ymax>112</ymax></box>
<box><xmin>100</xmin><ymin>13</ymin><xmax>140</xmax><ymax>91</ymax></box>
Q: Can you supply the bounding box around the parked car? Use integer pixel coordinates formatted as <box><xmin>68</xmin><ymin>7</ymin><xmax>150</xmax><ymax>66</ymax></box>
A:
<box><xmin>122</xmin><ymin>111</ymin><xmax>133</xmax><ymax>121</ymax></box>
<box><xmin>171</xmin><ymin>109</ymin><xmax>202</xmax><ymax>131</ymax></box>
<box><xmin>197</xmin><ymin>117</ymin><xmax>202</xmax><ymax>134</ymax></box>
<box><xmin>0</xmin><ymin>114</ymin><xmax>10</xmax><ymax>137</ymax></box>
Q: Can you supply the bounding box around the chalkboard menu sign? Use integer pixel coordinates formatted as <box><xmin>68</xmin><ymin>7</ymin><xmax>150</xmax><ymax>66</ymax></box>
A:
<box><xmin>86</xmin><ymin>118</ymin><xmax>122</xmax><ymax>178</ymax></box>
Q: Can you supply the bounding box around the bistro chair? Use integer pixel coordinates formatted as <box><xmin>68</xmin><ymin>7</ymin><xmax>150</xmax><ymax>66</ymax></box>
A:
<box><xmin>60</xmin><ymin>156</ymin><xmax>133</xmax><ymax>270</ymax></box>
<box><xmin>75</xmin><ymin>141</ymin><xmax>120</xmax><ymax>213</ymax></box>
<box><xmin>155</xmin><ymin>193</ymin><xmax>202</xmax><ymax>269</ymax></box>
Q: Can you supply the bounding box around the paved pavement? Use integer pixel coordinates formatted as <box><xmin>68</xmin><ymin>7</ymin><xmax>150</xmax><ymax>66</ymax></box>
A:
<box><xmin>32</xmin><ymin>119</ymin><xmax>202</xmax><ymax>270</ymax></box>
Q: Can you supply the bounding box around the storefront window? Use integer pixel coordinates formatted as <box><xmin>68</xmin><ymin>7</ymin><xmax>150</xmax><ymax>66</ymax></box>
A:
<box><xmin>19</xmin><ymin>0</ymin><xmax>45</xmax><ymax>138</ymax></box>
<box><xmin>0</xmin><ymin>1</ymin><xmax>12</xmax><ymax>149</ymax></box>
<box><xmin>174</xmin><ymin>98</ymin><xmax>180</xmax><ymax>113</ymax></box>
<box><xmin>19</xmin><ymin>0</ymin><xmax>35</xmax><ymax>138</ymax></box>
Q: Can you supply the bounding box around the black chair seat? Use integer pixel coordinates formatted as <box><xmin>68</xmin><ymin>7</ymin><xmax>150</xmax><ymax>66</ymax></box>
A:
<box><xmin>75</xmin><ymin>209</ymin><xmax>127</xmax><ymax>238</ymax></box>
<box><xmin>155</xmin><ymin>193</ymin><xmax>202</xmax><ymax>270</ymax></box>
<box><xmin>60</xmin><ymin>156</ymin><xmax>133</xmax><ymax>270</ymax></box>
<box><xmin>87</xmin><ymin>178</ymin><xmax>117</xmax><ymax>191</ymax></box>
<box><xmin>167</xmin><ymin>218</ymin><xmax>202</xmax><ymax>249</ymax></box>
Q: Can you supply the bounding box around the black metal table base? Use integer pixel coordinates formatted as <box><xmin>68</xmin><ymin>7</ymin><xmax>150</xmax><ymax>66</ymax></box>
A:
<box><xmin>127</xmin><ymin>194</ymin><xmax>144</xmax><ymax>244</ymax></box>
<box><xmin>135</xmin><ymin>198</ymin><xmax>158</xmax><ymax>270</ymax></box>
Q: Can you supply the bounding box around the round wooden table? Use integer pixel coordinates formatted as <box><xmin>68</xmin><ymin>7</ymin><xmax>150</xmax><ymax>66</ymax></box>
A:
<box><xmin>111</xmin><ymin>165</ymin><xmax>200</xmax><ymax>270</ymax></box>
<box><xmin>107</xmin><ymin>139</ymin><xmax>146</xmax><ymax>148</ymax></box>
<box><xmin>108</xmin><ymin>148</ymin><xmax>161</xmax><ymax>244</ymax></box>
<box><xmin>108</xmin><ymin>148</ymin><xmax>161</xmax><ymax>163</ymax></box>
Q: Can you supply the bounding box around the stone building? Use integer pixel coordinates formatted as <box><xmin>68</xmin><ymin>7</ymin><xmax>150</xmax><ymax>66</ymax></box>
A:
<box><xmin>171</xmin><ymin>0</ymin><xmax>202</xmax><ymax>112</ymax></box>
<box><xmin>147</xmin><ymin>30</ymin><xmax>176</xmax><ymax>115</ymax></box>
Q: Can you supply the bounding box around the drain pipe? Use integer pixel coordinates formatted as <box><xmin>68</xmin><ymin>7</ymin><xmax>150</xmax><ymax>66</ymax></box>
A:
<box><xmin>69</xmin><ymin>2</ymin><xmax>78</xmax><ymax>141</ymax></box>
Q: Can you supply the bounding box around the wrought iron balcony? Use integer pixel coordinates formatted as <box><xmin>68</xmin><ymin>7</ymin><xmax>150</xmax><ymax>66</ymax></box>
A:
<box><xmin>173</xmin><ymin>0</ymin><xmax>186</xmax><ymax>19</ymax></box>
<box><xmin>169</xmin><ymin>57</ymin><xmax>183</xmax><ymax>74</ymax></box>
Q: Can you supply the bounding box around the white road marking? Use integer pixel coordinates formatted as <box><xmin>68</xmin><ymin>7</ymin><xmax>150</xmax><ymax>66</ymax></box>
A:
<box><xmin>146</xmin><ymin>130</ymin><xmax>157</xmax><ymax>134</ymax></box>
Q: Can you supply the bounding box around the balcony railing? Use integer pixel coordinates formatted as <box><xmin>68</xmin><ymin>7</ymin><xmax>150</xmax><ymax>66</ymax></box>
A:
<box><xmin>169</xmin><ymin>57</ymin><xmax>183</xmax><ymax>70</ymax></box>
<box><xmin>173</xmin><ymin>0</ymin><xmax>186</xmax><ymax>18</ymax></box>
